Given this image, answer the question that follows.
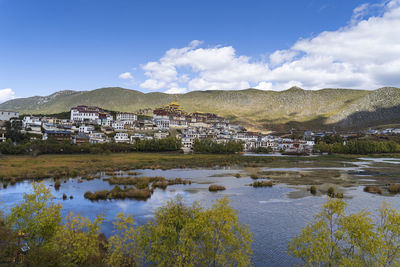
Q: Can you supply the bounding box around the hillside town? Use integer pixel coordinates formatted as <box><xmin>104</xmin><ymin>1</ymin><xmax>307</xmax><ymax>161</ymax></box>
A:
<box><xmin>1</xmin><ymin>104</ymin><xmax>318</xmax><ymax>153</ymax></box>
<box><xmin>4</xmin><ymin>104</ymin><xmax>400</xmax><ymax>154</ymax></box>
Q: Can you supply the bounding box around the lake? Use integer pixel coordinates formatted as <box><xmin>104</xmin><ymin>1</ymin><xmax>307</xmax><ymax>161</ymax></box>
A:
<box><xmin>1</xmin><ymin>156</ymin><xmax>400</xmax><ymax>266</ymax></box>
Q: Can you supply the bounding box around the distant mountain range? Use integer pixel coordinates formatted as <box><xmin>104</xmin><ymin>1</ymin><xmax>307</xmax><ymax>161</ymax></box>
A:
<box><xmin>1</xmin><ymin>86</ymin><xmax>400</xmax><ymax>131</ymax></box>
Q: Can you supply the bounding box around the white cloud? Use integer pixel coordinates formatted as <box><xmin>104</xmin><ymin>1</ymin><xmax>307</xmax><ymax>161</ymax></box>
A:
<box><xmin>254</xmin><ymin>81</ymin><xmax>273</xmax><ymax>90</ymax></box>
<box><xmin>0</xmin><ymin>88</ymin><xmax>15</xmax><ymax>103</ymax></box>
<box><xmin>132</xmin><ymin>0</ymin><xmax>400</xmax><ymax>92</ymax></box>
<box><xmin>165</xmin><ymin>86</ymin><xmax>188</xmax><ymax>94</ymax></box>
<box><xmin>119</xmin><ymin>72</ymin><xmax>133</xmax><ymax>80</ymax></box>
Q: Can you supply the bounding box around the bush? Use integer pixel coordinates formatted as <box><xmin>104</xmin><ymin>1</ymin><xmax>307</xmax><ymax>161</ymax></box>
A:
<box><xmin>54</xmin><ymin>180</ymin><xmax>61</xmax><ymax>191</ymax></box>
<box><xmin>193</xmin><ymin>138</ymin><xmax>243</xmax><ymax>154</ymax></box>
<box><xmin>310</xmin><ymin>185</ymin><xmax>317</xmax><ymax>195</ymax></box>
<box><xmin>364</xmin><ymin>185</ymin><xmax>382</xmax><ymax>194</ymax></box>
<box><xmin>389</xmin><ymin>184</ymin><xmax>400</xmax><ymax>194</ymax></box>
<box><xmin>0</xmin><ymin>137</ymin><xmax>182</xmax><ymax>155</ymax></box>
<box><xmin>250</xmin><ymin>174</ymin><xmax>258</xmax><ymax>179</ymax></box>
<box><xmin>84</xmin><ymin>187</ymin><xmax>152</xmax><ymax>201</ymax></box>
<box><xmin>327</xmin><ymin>187</ymin><xmax>335</xmax><ymax>197</ymax></box>
<box><xmin>209</xmin><ymin>184</ymin><xmax>226</xmax><ymax>191</ymax></box>
<box><xmin>314</xmin><ymin>139</ymin><xmax>400</xmax><ymax>154</ymax></box>
<box><xmin>252</xmin><ymin>180</ymin><xmax>273</xmax><ymax>187</ymax></box>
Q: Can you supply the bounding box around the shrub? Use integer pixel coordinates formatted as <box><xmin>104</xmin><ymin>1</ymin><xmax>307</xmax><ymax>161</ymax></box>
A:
<box><xmin>335</xmin><ymin>192</ymin><xmax>344</xmax><ymax>198</ymax></box>
<box><xmin>54</xmin><ymin>180</ymin><xmax>61</xmax><ymax>191</ymax></box>
<box><xmin>327</xmin><ymin>187</ymin><xmax>335</xmax><ymax>197</ymax></box>
<box><xmin>250</xmin><ymin>174</ymin><xmax>258</xmax><ymax>179</ymax></box>
<box><xmin>193</xmin><ymin>138</ymin><xmax>243</xmax><ymax>154</ymax></box>
<box><xmin>209</xmin><ymin>184</ymin><xmax>226</xmax><ymax>192</ymax></box>
<box><xmin>62</xmin><ymin>193</ymin><xmax>67</xmax><ymax>200</ymax></box>
<box><xmin>364</xmin><ymin>185</ymin><xmax>382</xmax><ymax>194</ymax></box>
<box><xmin>252</xmin><ymin>180</ymin><xmax>273</xmax><ymax>187</ymax></box>
<box><xmin>389</xmin><ymin>184</ymin><xmax>400</xmax><ymax>194</ymax></box>
<box><xmin>84</xmin><ymin>187</ymin><xmax>152</xmax><ymax>201</ymax></box>
<box><xmin>310</xmin><ymin>185</ymin><xmax>317</xmax><ymax>195</ymax></box>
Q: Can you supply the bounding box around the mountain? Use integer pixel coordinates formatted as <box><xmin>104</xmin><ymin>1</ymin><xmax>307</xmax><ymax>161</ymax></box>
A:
<box><xmin>1</xmin><ymin>86</ymin><xmax>400</xmax><ymax>131</ymax></box>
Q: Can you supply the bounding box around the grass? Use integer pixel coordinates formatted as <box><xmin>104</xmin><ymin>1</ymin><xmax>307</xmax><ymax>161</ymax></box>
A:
<box><xmin>0</xmin><ymin>153</ymin><xmax>276</xmax><ymax>181</ymax></box>
<box><xmin>0</xmin><ymin>152</ymin><xmax>371</xmax><ymax>183</ymax></box>
<box><xmin>107</xmin><ymin>176</ymin><xmax>190</xmax><ymax>190</ymax></box>
<box><xmin>209</xmin><ymin>185</ymin><xmax>226</xmax><ymax>192</ymax></box>
<box><xmin>84</xmin><ymin>186</ymin><xmax>152</xmax><ymax>201</ymax></box>
<box><xmin>252</xmin><ymin>180</ymin><xmax>273</xmax><ymax>187</ymax></box>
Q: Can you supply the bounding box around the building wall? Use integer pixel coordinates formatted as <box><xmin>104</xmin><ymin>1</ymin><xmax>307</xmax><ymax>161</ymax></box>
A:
<box><xmin>0</xmin><ymin>110</ymin><xmax>19</xmax><ymax>121</ymax></box>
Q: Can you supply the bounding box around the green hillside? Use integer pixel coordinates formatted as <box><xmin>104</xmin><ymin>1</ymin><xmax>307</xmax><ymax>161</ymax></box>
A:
<box><xmin>1</xmin><ymin>86</ymin><xmax>400</xmax><ymax>131</ymax></box>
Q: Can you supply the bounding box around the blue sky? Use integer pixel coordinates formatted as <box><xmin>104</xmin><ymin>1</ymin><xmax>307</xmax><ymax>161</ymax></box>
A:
<box><xmin>1</xmin><ymin>0</ymin><xmax>399</xmax><ymax>102</ymax></box>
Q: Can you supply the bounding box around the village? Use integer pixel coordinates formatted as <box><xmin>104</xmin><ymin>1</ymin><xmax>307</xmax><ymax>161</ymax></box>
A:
<box><xmin>2</xmin><ymin>104</ymin><xmax>400</xmax><ymax>154</ymax></box>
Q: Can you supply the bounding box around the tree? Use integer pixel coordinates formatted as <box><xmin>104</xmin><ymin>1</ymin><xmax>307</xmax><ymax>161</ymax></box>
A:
<box><xmin>46</xmin><ymin>212</ymin><xmax>105</xmax><ymax>266</ymax></box>
<box><xmin>181</xmin><ymin>197</ymin><xmax>253</xmax><ymax>267</ymax></box>
<box><xmin>138</xmin><ymin>196</ymin><xmax>252</xmax><ymax>266</ymax></box>
<box><xmin>0</xmin><ymin>210</ymin><xmax>17</xmax><ymax>264</ymax></box>
<box><xmin>288</xmin><ymin>199</ymin><xmax>400</xmax><ymax>266</ymax></box>
<box><xmin>106</xmin><ymin>213</ymin><xmax>142</xmax><ymax>267</ymax></box>
<box><xmin>7</xmin><ymin>182</ymin><xmax>62</xmax><ymax>246</ymax></box>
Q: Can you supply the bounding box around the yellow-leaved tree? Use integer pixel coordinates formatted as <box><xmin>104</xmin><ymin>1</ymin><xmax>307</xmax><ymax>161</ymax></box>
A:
<box><xmin>289</xmin><ymin>198</ymin><xmax>400</xmax><ymax>266</ymax></box>
<box><xmin>138</xmin><ymin>196</ymin><xmax>253</xmax><ymax>267</ymax></box>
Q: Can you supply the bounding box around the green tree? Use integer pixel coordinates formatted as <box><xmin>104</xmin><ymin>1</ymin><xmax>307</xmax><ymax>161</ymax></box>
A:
<box><xmin>7</xmin><ymin>182</ymin><xmax>62</xmax><ymax>246</ymax></box>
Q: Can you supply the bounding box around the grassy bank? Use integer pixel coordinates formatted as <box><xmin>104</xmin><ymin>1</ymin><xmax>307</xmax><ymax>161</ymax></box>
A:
<box><xmin>0</xmin><ymin>152</ymin><xmax>398</xmax><ymax>182</ymax></box>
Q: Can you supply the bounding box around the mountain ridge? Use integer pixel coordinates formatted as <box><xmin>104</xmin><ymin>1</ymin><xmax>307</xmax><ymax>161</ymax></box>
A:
<box><xmin>1</xmin><ymin>86</ymin><xmax>400</xmax><ymax>131</ymax></box>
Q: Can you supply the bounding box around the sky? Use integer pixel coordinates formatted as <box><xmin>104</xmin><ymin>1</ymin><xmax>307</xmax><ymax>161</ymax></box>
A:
<box><xmin>1</xmin><ymin>0</ymin><xmax>400</xmax><ymax>103</ymax></box>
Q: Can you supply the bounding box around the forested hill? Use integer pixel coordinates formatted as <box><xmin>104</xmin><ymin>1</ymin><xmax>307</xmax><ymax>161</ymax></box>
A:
<box><xmin>1</xmin><ymin>86</ymin><xmax>400</xmax><ymax>131</ymax></box>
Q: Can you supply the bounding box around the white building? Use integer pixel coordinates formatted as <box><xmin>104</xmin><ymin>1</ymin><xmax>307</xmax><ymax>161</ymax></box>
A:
<box><xmin>0</xmin><ymin>110</ymin><xmax>19</xmax><ymax>121</ymax></box>
<box><xmin>89</xmin><ymin>132</ymin><xmax>109</xmax><ymax>144</ymax></box>
<box><xmin>22</xmin><ymin>116</ymin><xmax>41</xmax><ymax>128</ymax></box>
<box><xmin>79</xmin><ymin>125</ymin><xmax>95</xmax><ymax>134</ymax></box>
<box><xmin>112</xmin><ymin>121</ymin><xmax>125</xmax><ymax>131</ymax></box>
<box><xmin>114</xmin><ymin>132</ymin><xmax>129</xmax><ymax>143</ymax></box>
<box><xmin>70</xmin><ymin>106</ymin><xmax>113</xmax><ymax>124</ymax></box>
<box><xmin>181</xmin><ymin>136</ymin><xmax>195</xmax><ymax>151</ymax></box>
<box><xmin>154</xmin><ymin>119</ymin><xmax>170</xmax><ymax>130</ymax></box>
<box><xmin>116</xmin><ymin>112</ymin><xmax>137</xmax><ymax>122</ymax></box>
<box><xmin>154</xmin><ymin>131</ymin><xmax>169</xmax><ymax>139</ymax></box>
<box><xmin>130</xmin><ymin>133</ymin><xmax>153</xmax><ymax>143</ymax></box>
